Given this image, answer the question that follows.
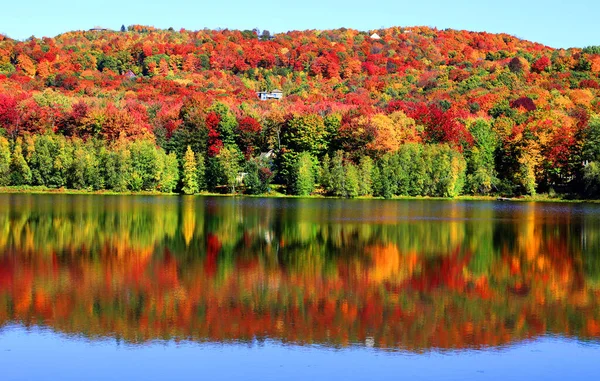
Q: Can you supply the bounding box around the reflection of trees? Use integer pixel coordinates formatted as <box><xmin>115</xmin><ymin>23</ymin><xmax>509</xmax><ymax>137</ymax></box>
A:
<box><xmin>0</xmin><ymin>194</ymin><xmax>600</xmax><ymax>350</ymax></box>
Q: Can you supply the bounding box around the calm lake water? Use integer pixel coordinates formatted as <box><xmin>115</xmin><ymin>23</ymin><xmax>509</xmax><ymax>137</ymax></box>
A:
<box><xmin>1</xmin><ymin>194</ymin><xmax>599</xmax><ymax>380</ymax></box>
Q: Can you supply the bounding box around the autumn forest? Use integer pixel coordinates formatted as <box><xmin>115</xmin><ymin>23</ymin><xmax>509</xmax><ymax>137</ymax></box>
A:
<box><xmin>1</xmin><ymin>25</ymin><xmax>600</xmax><ymax>197</ymax></box>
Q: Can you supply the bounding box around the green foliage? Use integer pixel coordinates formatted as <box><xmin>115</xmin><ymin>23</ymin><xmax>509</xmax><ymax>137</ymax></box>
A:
<box><xmin>0</xmin><ymin>137</ymin><xmax>10</xmax><ymax>185</ymax></box>
<box><xmin>159</xmin><ymin>152</ymin><xmax>179</xmax><ymax>193</ymax></box>
<box><xmin>282</xmin><ymin>114</ymin><xmax>328</xmax><ymax>155</ymax></box>
<box><xmin>584</xmin><ymin>162</ymin><xmax>600</xmax><ymax>196</ymax></box>
<box><xmin>344</xmin><ymin>163</ymin><xmax>359</xmax><ymax>198</ymax></box>
<box><xmin>209</xmin><ymin>102</ymin><xmax>238</xmax><ymax>146</ymax></box>
<box><xmin>329</xmin><ymin>150</ymin><xmax>346</xmax><ymax>197</ymax></box>
<box><xmin>292</xmin><ymin>152</ymin><xmax>316</xmax><ymax>196</ymax></box>
<box><xmin>182</xmin><ymin>146</ymin><xmax>198</xmax><ymax>195</ymax></box>
<box><xmin>466</xmin><ymin>120</ymin><xmax>498</xmax><ymax>194</ymax></box>
<box><xmin>243</xmin><ymin>157</ymin><xmax>273</xmax><ymax>195</ymax></box>
<box><xmin>358</xmin><ymin>156</ymin><xmax>374</xmax><ymax>196</ymax></box>
<box><xmin>10</xmin><ymin>139</ymin><xmax>32</xmax><ymax>185</ymax></box>
<box><xmin>217</xmin><ymin>146</ymin><xmax>243</xmax><ymax>193</ymax></box>
<box><xmin>196</xmin><ymin>153</ymin><xmax>206</xmax><ymax>191</ymax></box>
<box><xmin>129</xmin><ymin>140</ymin><xmax>163</xmax><ymax>191</ymax></box>
<box><xmin>104</xmin><ymin>141</ymin><xmax>131</xmax><ymax>192</ymax></box>
<box><xmin>583</xmin><ymin>117</ymin><xmax>600</xmax><ymax>162</ymax></box>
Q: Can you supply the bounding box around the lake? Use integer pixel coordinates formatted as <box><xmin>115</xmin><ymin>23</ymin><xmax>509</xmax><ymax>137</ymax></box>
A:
<box><xmin>0</xmin><ymin>194</ymin><xmax>599</xmax><ymax>380</ymax></box>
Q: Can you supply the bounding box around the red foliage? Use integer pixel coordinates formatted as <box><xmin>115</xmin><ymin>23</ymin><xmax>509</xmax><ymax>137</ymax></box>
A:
<box><xmin>532</xmin><ymin>56</ymin><xmax>551</xmax><ymax>73</ymax></box>
<box><xmin>392</xmin><ymin>101</ymin><xmax>473</xmax><ymax>147</ymax></box>
<box><xmin>237</xmin><ymin>116</ymin><xmax>262</xmax><ymax>158</ymax></box>
<box><xmin>510</xmin><ymin>97</ymin><xmax>536</xmax><ymax>111</ymax></box>
<box><xmin>0</xmin><ymin>94</ymin><xmax>19</xmax><ymax>134</ymax></box>
<box><xmin>206</xmin><ymin>112</ymin><xmax>223</xmax><ymax>157</ymax></box>
<box><xmin>580</xmin><ymin>79</ymin><xmax>599</xmax><ymax>89</ymax></box>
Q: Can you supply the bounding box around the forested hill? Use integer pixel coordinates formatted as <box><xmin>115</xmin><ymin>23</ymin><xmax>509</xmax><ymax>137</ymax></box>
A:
<box><xmin>1</xmin><ymin>25</ymin><xmax>600</xmax><ymax>197</ymax></box>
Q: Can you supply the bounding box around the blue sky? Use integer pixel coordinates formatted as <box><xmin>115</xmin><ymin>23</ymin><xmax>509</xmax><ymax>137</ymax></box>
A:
<box><xmin>0</xmin><ymin>0</ymin><xmax>597</xmax><ymax>48</ymax></box>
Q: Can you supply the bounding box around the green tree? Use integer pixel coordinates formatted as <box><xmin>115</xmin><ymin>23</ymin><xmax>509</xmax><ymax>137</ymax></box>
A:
<box><xmin>129</xmin><ymin>140</ymin><xmax>163</xmax><ymax>191</ymax></box>
<box><xmin>51</xmin><ymin>136</ymin><xmax>73</xmax><ymax>188</ymax></box>
<box><xmin>292</xmin><ymin>151</ymin><xmax>315</xmax><ymax>196</ymax></box>
<box><xmin>281</xmin><ymin>114</ymin><xmax>328</xmax><ymax>155</ymax></box>
<box><xmin>196</xmin><ymin>153</ymin><xmax>206</xmax><ymax>191</ymax></box>
<box><xmin>10</xmin><ymin>139</ymin><xmax>32</xmax><ymax>185</ymax></box>
<box><xmin>217</xmin><ymin>146</ymin><xmax>243</xmax><ymax>193</ymax></box>
<box><xmin>104</xmin><ymin>140</ymin><xmax>131</xmax><ymax>192</ymax></box>
<box><xmin>209</xmin><ymin>102</ymin><xmax>238</xmax><ymax>146</ymax></box>
<box><xmin>358</xmin><ymin>156</ymin><xmax>374</xmax><ymax>196</ymax></box>
<box><xmin>329</xmin><ymin>150</ymin><xmax>346</xmax><ymax>196</ymax></box>
<box><xmin>158</xmin><ymin>152</ymin><xmax>179</xmax><ymax>193</ymax></box>
<box><xmin>466</xmin><ymin>120</ymin><xmax>498</xmax><ymax>194</ymax></box>
<box><xmin>319</xmin><ymin>153</ymin><xmax>331</xmax><ymax>191</ymax></box>
<box><xmin>182</xmin><ymin>146</ymin><xmax>198</xmax><ymax>195</ymax></box>
<box><xmin>0</xmin><ymin>137</ymin><xmax>10</xmax><ymax>186</ymax></box>
<box><xmin>344</xmin><ymin>163</ymin><xmax>359</xmax><ymax>198</ymax></box>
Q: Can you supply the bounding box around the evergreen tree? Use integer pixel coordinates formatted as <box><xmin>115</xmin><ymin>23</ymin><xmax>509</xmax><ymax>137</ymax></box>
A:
<box><xmin>51</xmin><ymin>136</ymin><xmax>72</xmax><ymax>188</ymax></box>
<box><xmin>10</xmin><ymin>139</ymin><xmax>32</xmax><ymax>185</ymax></box>
<box><xmin>329</xmin><ymin>150</ymin><xmax>345</xmax><ymax>196</ymax></box>
<box><xmin>0</xmin><ymin>136</ymin><xmax>10</xmax><ymax>186</ymax></box>
<box><xmin>182</xmin><ymin>146</ymin><xmax>198</xmax><ymax>195</ymax></box>
<box><xmin>243</xmin><ymin>159</ymin><xmax>261</xmax><ymax>195</ymax></box>
<box><xmin>319</xmin><ymin>153</ymin><xmax>331</xmax><ymax>192</ymax></box>
<box><xmin>196</xmin><ymin>153</ymin><xmax>206</xmax><ymax>191</ymax></box>
<box><xmin>358</xmin><ymin>156</ymin><xmax>374</xmax><ymax>196</ymax></box>
<box><xmin>120</xmin><ymin>25</ymin><xmax>126</xmax><ymax>32</ymax></box>
<box><xmin>344</xmin><ymin>163</ymin><xmax>359</xmax><ymax>198</ymax></box>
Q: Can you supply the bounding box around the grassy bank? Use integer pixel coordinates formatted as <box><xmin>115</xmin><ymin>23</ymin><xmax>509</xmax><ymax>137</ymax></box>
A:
<box><xmin>0</xmin><ymin>186</ymin><xmax>598</xmax><ymax>203</ymax></box>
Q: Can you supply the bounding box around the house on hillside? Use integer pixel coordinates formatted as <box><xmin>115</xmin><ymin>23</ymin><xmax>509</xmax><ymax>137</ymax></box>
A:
<box><xmin>370</xmin><ymin>33</ymin><xmax>381</xmax><ymax>40</ymax></box>
<box><xmin>257</xmin><ymin>89</ymin><xmax>283</xmax><ymax>101</ymax></box>
<box><xmin>124</xmin><ymin>70</ymin><xmax>136</xmax><ymax>79</ymax></box>
<box><xmin>89</xmin><ymin>26</ymin><xmax>110</xmax><ymax>32</ymax></box>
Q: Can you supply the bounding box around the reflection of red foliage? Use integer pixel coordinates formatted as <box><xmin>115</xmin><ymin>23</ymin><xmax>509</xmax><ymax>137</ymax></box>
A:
<box><xmin>205</xmin><ymin>233</ymin><xmax>221</xmax><ymax>276</ymax></box>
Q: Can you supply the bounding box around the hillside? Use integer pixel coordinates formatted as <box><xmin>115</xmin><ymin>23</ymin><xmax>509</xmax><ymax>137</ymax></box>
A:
<box><xmin>1</xmin><ymin>25</ymin><xmax>600</xmax><ymax>197</ymax></box>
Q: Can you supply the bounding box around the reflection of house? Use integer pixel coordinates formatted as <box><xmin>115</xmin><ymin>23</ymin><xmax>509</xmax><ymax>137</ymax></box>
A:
<box><xmin>124</xmin><ymin>70</ymin><xmax>136</xmax><ymax>79</ymax></box>
<box><xmin>257</xmin><ymin>89</ymin><xmax>283</xmax><ymax>101</ymax></box>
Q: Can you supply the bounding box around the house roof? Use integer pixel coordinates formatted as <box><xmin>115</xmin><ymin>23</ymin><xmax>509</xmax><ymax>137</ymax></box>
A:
<box><xmin>271</xmin><ymin>89</ymin><xmax>282</xmax><ymax>93</ymax></box>
<box><xmin>370</xmin><ymin>33</ymin><xmax>381</xmax><ymax>40</ymax></box>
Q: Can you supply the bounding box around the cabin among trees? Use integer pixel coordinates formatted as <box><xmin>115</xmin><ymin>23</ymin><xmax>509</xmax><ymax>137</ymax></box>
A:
<box><xmin>257</xmin><ymin>89</ymin><xmax>283</xmax><ymax>101</ymax></box>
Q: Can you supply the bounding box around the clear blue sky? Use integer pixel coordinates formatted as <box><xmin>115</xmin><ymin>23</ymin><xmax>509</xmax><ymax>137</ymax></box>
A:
<box><xmin>0</xmin><ymin>0</ymin><xmax>598</xmax><ymax>48</ymax></box>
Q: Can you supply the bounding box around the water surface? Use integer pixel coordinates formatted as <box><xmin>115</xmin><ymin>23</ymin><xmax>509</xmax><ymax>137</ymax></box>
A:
<box><xmin>1</xmin><ymin>195</ymin><xmax>599</xmax><ymax>379</ymax></box>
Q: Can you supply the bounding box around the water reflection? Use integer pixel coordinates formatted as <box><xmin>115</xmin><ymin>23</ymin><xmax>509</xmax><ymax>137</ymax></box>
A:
<box><xmin>0</xmin><ymin>194</ymin><xmax>599</xmax><ymax>351</ymax></box>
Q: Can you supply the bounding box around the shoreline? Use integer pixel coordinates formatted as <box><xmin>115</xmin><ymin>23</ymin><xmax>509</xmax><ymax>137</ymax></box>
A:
<box><xmin>0</xmin><ymin>186</ymin><xmax>599</xmax><ymax>204</ymax></box>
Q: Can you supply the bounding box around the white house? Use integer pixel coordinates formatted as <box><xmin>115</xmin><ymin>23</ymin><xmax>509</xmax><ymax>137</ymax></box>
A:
<box><xmin>370</xmin><ymin>33</ymin><xmax>381</xmax><ymax>40</ymax></box>
<box><xmin>257</xmin><ymin>89</ymin><xmax>283</xmax><ymax>101</ymax></box>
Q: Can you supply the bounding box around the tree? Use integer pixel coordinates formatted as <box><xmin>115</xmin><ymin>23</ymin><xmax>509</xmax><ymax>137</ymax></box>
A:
<box><xmin>10</xmin><ymin>139</ymin><xmax>32</xmax><ymax>185</ymax></box>
<box><xmin>292</xmin><ymin>152</ymin><xmax>315</xmax><ymax>196</ymax></box>
<box><xmin>104</xmin><ymin>140</ymin><xmax>132</xmax><ymax>192</ymax></box>
<box><xmin>281</xmin><ymin>114</ymin><xmax>328</xmax><ymax>156</ymax></box>
<box><xmin>158</xmin><ymin>152</ymin><xmax>179</xmax><ymax>193</ymax></box>
<box><xmin>358</xmin><ymin>156</ymin><xmax>374</xmax><ymax>196</ymax></box>
<box><xmin>196</xmin><ymin>153</ymin><xmax>206</xmax><ymax>191</ymax></box>
<box><xmin>217</xmin><ymin>146</ymin><xmax>242</xmax><ymax>193</ymax></box>
<box><xmin>344</xmin><ymin>163</ymin><xmax>359</xmax><ymax>198</ymax></box>
<box><xmin>329</xmin><ymin>150</ymin><xmax>346</xmax><ymax>197</ymax></box>
<box><xmin>121</xmin><ymin>25</ymin><xmax>126</xmax><ymax>32</ymax></box>
<box><xmin>182</xmin><ymin>146</ymin><xmax>198</xmax><ymax>195</ymax></box>
<box><xmin>0</xmin><ymin>137</ymin><xmax>10</xmax><ymax>185</ymax></box>
<box><xmin>466</xmin><ymin>120</ymin><xmax>498</xmax><ymax>194</ymax></box>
